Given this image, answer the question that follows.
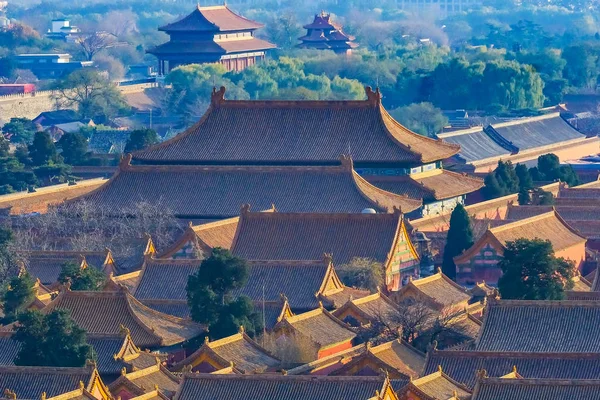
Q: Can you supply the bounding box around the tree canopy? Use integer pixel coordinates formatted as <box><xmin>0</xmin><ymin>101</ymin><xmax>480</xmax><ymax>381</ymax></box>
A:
<box><xmin>28</xmin><ymin>131</ymin><xmax>61</xmax><ymax>167</ymax></box>
<box><xmin>1</xmin><ymin>118</ymin><xmax>39</xmax><ymax>145</ymax></box>
<box><xmin>58</xmin><ymin>262</ymin><xmax>106</xmax><ymax>291</ymax></box>
<box><xmin>57</xmin><ymin>132</ymin><xmax>89</xmax><ymax>165</ymax></box>
<box><xmin>1</xmin><ymin>272</ymin><xmax>36</xmax><ymax>324</ymax></box>
<box><xmin>124</xmin><ymin>128</ymin><xmax>160</xmax><ymax>153</ymax></box>
<box><xmin>14</xmin><ymin>309</ymin><xmax>93</xmax><ymax>367</ymax></box>
<box><xmin>498</xmin><ymin>238</ymin><xmax>575</xmax><ymax>300</ymax></box>
<box><xmin>186</xmin><ymin>248</ymin><xmax>259</xmax><ymax>339</ymax></box>
<box><xmin>442</xmin><ymin>204</ymin><xmax>474</xmax><ymax>280</ymax></box>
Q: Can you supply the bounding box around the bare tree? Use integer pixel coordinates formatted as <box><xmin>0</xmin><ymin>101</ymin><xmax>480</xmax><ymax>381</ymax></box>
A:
<box><xmin>76</xmin><ymin>32</ymin><xmax>117</xmax><ymax>61</ymax></box>
<box><xmin>262</xmin><ymin>332</ymin><xmax>317</xmax><ymax>366</ymax></box>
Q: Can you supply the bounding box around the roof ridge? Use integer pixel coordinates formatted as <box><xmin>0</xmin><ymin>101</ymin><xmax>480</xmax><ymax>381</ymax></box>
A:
<box><xmin>490</xmin><ymin>298</ymin><xmax>600</xmax><ymax>307</ymax></box>
<box><xmin>192</xmin><ymin>216</ymin><xmax>239</xmax><ymax>232</ymax></box>
<box><xmin>489</xmin><ymin>210</ymin><xmax>557</xmax><ymax>233</ymax></box>
<box><xmin>480</xmin><ymin>377</ymin><xmax>600</xmax><ymax>386</ymax></box>
<box><xmin>430</xmin><ymin>350</ymin><xmax>600</xmax><ymax>359</ymax></box>
<box><xmin>181</xmin><ymin>373</ymin><xmax>386</xmax><ymax>382</ymax></box>
<box><xmin>247</xmin><ymin>259</ymin><xmax>327</xmax><ymax>267</ymax></box>
<box><xmin>490</xmin><ymin>112</ymin><xmax>561</xmax><ymax>129</ymax></box>
<box><xmin>243</xmin><ymin>211</ymin><xmax>400</xmax><ymax>220</ymax></box>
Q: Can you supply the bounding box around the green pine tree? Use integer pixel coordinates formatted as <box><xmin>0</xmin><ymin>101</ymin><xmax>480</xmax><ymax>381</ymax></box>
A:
<box><xmin>14</xmin><ymin>309</ymin><xmax>93</xmax><ymax>367</ymax></box>
<box><xmin>1</xmin><ymin>272</ymin><xmax>36</xmax><ymax>324</ymax></box>
<box><xmin>58</xmin><ymin>262</ymin><xmax>106</xmax><ymax>291</ymax></box>
<box><xmin>498</xmin><ymin>238</ymin><xmax>574</xmax><ymax>300</ymax></box>
<box><xmin>186</xmin><ymin>248</ymin><xmax>260</xmax><ymax>339</ymax></box>
<box><xmin>442</xmin><ymin>204</ymin><xmax>474</xmax><ymax>280</ymax></box>
<box><xmin>28</xmin><ymin>131</ymin><xmax>61</xmax><ymax>166</ymax></box>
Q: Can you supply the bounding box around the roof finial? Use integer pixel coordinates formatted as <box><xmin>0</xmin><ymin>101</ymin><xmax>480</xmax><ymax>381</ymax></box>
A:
<box><xmin>41</xmin><ymin>392</ymin><xmax>47</xmax><ymax>400</ymax></box>
<box><xmin>323</xmin><ymin>253</ymin><xmax>333</xmax><ymax>266</ymax></box>
<box><xmin>79</xmin><ymin>381</ymin><xmax>85</xmax><ymax>390</ymax></box>
<box><xmin>211</xmin><ymin>86</ymin><xmax>226</xmax><ymax>106</ymax></box>
<box><xmin>339</xmin><ymin>154</ymin><xmax>353</xmax><ymax>170</ymax></box>
<box><xmin>238</xmin><ymin>325</ymin><xmax>245</xmax><ymax>334</ymax></box>
<box><xmin>512</xmin><ymin>365</ymin><xmax>517</xmax><ymax>373</ymax></box>
<box><xmin>121</xmin><ymin>367</ymin><xmax>127</xmax><ymax>376</ymax></box>
<box><xmin>318</xmin><ymin>301</ymin><xmax>324</xmax><ymax>309</ymax></box>
<box><xmin>241</xmin><ymin>204</ymin><xmax>251</xmax><ymax>215</ymax></box>
<box><xmin>119</xmin><ymin>153</ymin><xmax>133</xmax><ymax>170</ymax></box>
<box><xmin>204</xmin><ymin>336</ymin><xmax>210</xmax><ymax>344</ymax></box>
<box><xmin>365</xmin><ymin>86</ymin><xmax>381</xmax><ymax>106</ymax></box>
<box><xmin>438</xmin><ymin>365</ymin><xmax>443</xmax><ymax>373</ymax></box>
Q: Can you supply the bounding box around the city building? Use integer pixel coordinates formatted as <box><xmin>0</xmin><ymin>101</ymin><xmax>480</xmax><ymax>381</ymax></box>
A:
<box><xmin>15</xmin><ymin>53</ymin><xmax>93</xmax><ymax>79</ymax></box>
<box><xmin>148</xmin><ymin>5</ymin><xmax>276</xmax><ymax>73</ymax></box>
<box><xmin>298</xmin><ymin>12</ymin><xmax>358</xmax><ymax>54</ymax></box>
<box><xmin>46</xmin><ymin>18</ymin><xmax>81</xmax><ymax>42</ymax></box>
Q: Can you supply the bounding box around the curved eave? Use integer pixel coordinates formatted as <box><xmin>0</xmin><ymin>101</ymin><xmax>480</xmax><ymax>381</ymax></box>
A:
<box><xmin>352</xmin><ymin>170</ymin><xmax>422</xmax><ymax>213</ymax></box>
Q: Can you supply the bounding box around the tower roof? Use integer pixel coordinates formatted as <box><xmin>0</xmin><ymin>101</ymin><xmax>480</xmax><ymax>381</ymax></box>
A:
<box><xmin>159</xmin><ymin>5</ymin><xmax>263</xmax><ymax>33</ymax></box>
<box><xmin>132</xmin><ymin>87</ymin><xmax>459</xmax><ymax>166</ymax></box>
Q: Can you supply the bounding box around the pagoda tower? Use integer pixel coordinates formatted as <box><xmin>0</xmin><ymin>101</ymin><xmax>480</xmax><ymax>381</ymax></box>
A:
<box><xmin>298</xmin><ymin>12</ymin><xmax>358</xmax><ymax>54</ymax></box>
<box><xmin>148</xmin><ymin>5</ymin><xmax>276</xmax><ymax>74</ymax></box>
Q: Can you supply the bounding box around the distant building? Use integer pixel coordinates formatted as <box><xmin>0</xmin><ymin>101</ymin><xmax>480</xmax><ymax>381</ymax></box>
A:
<box><xmin>395</xmin><ymin>0</ymin><xmax>482</xmax><ymax>16</ymax></box>
<box><xmin>148</xmin><ymin>5</ymin><xmax>276</xmax><ymax>74</ymax></box>
<box><xmin>16</xmin><ymin>53</ymin><xmax>93</xmax><ymax>79</ymax></box>
<box><xmin>298</xmin><ymin>12</ymin><xmax>358</xmax><ymax>54</ymax></box>
<box><xmin>46</xmin><ymin>18</ymin><xmax>81</xmax><ymax>42</ymax></box>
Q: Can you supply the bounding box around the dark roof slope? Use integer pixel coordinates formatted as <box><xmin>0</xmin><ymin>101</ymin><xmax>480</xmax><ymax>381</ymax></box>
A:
<box><xmin>0</xmin><ymin>335</ymin><xmax>19</xmax><ymax>366</ymax></box>
<box><xmin>134</xmin><ymin>259</ymin><xmax>200</xmax><ymax>301</ymax></box>
<box><xmin>472</xmin><ymin>378</ymin><xmax>600</xmax><ymax>400</ymax></box>
<box><xmin>438</xmin><ymin>128</ymin><xmax>512</xmax><ymax>163</ymax></box>
<box><xmin>133</xmin><ymin>87</ymin><xmax>459</xmax><ymax>165</ymax></box>
<box><xmin>489</xmin><ymin>113</ymin><xmax>584</xmax><ymax>151</ymax></box>
<box><xmin>476</xmin><ymin>300</ymin><xmax>600</xmax><ymax>352</ymax></box>
<box><xmin>0</xmin><ymin>366</ymin><xmax>94</xmax><ymax>399</ymax></box>
<box><xmin>234</xmin><ymin>260</ymin><xmax>333</xmax><ymax>311</ymax></box>
<box><xmin>231</xmin><ymin>211</ymin><xmax>403</xmax><ymax>265</ymax></box>
<box><xmin>71</xmin><ymin>158</ymin><xmax>421</xmax><ymax>218</ymax></box>
<box><xmin>149</xmin><ymin>37</ymin><xmax>275</xmax><ymax>56</ymax></box>
<box><xmin>425</xmin><ymin>351</ymin><xmax>600</xmax><ymax>388</ymax></box>
<box><xmin>22</xmin><ymin>250</ymin><xmax>109</xmax><ymax>286</ymax></box>
<box><xmin>159</xmin><ymin>5</ymin><xmax>263</xmax><ymax>32</ymax></box>
<box><xmin>173</xmin><ymin>374</ymin><xmax>406</xmax><ymax>400</ymax></box>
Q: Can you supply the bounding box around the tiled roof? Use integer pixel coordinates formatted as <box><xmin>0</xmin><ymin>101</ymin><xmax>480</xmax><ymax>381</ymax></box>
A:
<box><xmin>560</xmin><ymin>188</ymin><xmax>600</xmax><ymax>199</ymax></box>
<box><xmin>109</xmin><ymin>364</ymin><xmax>180</xmax><ymax>398</ymax></box>
<box><xmin>370</xmin><ymin>340</ymin><xmax>426</xmax><ymax>378</ymax></box>
<box><xmin>407</xmin><ymin>368</ymin><xmax>471</xmax><ymax>400</ymax></box>
<box><xmin>88</xmin><ymin>334</ymin><xmax>162</xmax><ymax>378</ymax></box>
<box><xmin>159</xmin><ymin>5</ymin><xmax>264</xmax><ymax>32</ymax></box>
<box><xmin>489</xmin><ymin>113</ymin><xmax>585</xmax><ymax>151</ymax></box>
<box><xmin>471</xmin><ymin>377</ymin><xmax>600</xmax><ymax>400</ymax></box>
<box><xmin>134</xmin><ymin>258</ymin><xmax>199</xmax><ymax>301</ymax></box>
<box><xmin>173</xmin><ymin>374</ymin><xmax>407</xmax><ymax>400</ymax></box>
<box><xmin>0</xmin><ymin>365</ymin><xmax>96</xmax><ymax>399</ymax></box>
<box><xmin>234</xmin><ymin>259</ymin><xmax>338</xmax><ymax>311</ymax></box>
<box><xmin>425</xmin><ymin>350</ymin><xmax>600</xmax><ymax>389</ymax></box>
<box><xmin>172</xmin><ymin>331</ymin><xmax>280</xmax><ymax>374</ymax></box>
<box><xmin>571</xmin><ymin>274</ymin><xmax>592</xmax><ymax>291</ymax></box>
<box><xmin>475</xmin><ymin>300</ymin><xmax>600</xmax><ymax>352</ymax></box>
<box><xmin>192</xmin><ymin>218</ymin><xmax>239</xmax><ymax>252</ymax></box>
<box><xmin>132</xmin><ymin>87</ymin><xmax>459</xmax><ymax>165</ymax></box>
<box><xmin>457</xmin><ymin>211</ymin><xmax>586</xmax><ymax>264</ymax></box>
<box><xmin>393</xmin><ymin>271</ymin><xmax>471</xmax><ymax>309</ymax></box>
<box><xmin>366</xmin><ymin>170</ymin><xmax>483</xmax><ymax>201</ymax></box>
<box><xmin>71</xmin><ymin>158</ymin><xmax>421</xmax><ymax>218</ymax></box>
<box><xmin>231</xmin><ymin>211</ymin><xmax>405</xmax><ymax>265</ymax></box>
<box><xmin>274</xmin><ymin>307</ymin><xmax>356</xmax><ymax>349</ymax></box>
<box><xmin>261</xmin><ymin>299</ymin><xmax>293</xmax><ymax>331</ymax></box>
<box><xmin>43</xmin><ymin>289</ymin><xmax>203</xmax><ymax>348</ymax></box>
<box><xmin>21</xmin><ymin>250</ymin><xmax>111</xmax><ymax>286</ymax></box>
<box><xmin>149</xmin><ymin>38</ymin><xmax>275</xmax><ymax>56</ymax></box>
<box><xmin>321</xmin><ymin>287</ymin><xmax>371</xmax><ymax>309</ymax></box>
<box><xmin>0</xmin><ymin>335</ymin><xmax>19</xmax><ymax>366</ymax></box>
<box><xmin>439</xmin><ymin>127</ymin><xmax>512</xmax><ymax>163</ymax></box>
<box><xmin>333</xmin><ymin>292</ymin><xmax>400</xmax><ymax>325</ymax></box>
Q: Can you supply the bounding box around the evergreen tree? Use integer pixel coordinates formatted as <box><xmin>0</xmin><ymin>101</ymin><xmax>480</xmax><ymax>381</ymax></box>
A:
<box><xmin>442</xmin><ymin>204</ymin><xmax>474</xmax><ymax>280</ymax></box>
<box><xmin>186</xmin><ymin>248</ymin><xmax>259</xmax><ymax>339</ymax></box>
<box><xmin>518</xmin><ymin>188</ymin><xmax>531</xmax><ymax>205</ymax></box>
<box><xmin>28</xmin><ymin>131</ymin><xmax>60</xmax><ymax>166</ymax></box>
<box><xmin>1</xmin><ymin>118</ymin><xmax>38</xmax><ymax>144</ymax></box>
<box><xmin>495</xmin><ymin>160</ymin><xmax>519</xmax><ymax>194</ymax></box>
<box><xmin>14</xmin><ymin>309</ymin><xmax>93</xmax><ymax>367</ymax></box>
<box><xmin>498</xmin><ymin>238</ymin><xmax>575</xmax><ymax>300</ymax></box>
<box><xmin>482</xmin><ymin>172</ymin><xmax>504</xmax><ymax>199</ymax></box>
<box><xmin>531</xmin><ymin>188</ymin><xmax>555</xmax><ymax>205</ymax></box>
<box><xmin>124</xmin><ymin>128</ymin><xmax>160</xmax><ymax>153</ymax></box>
<box><xmin>58</xmin><ymin>262</ymin><xmax>106</xmax><ymax>291</ymax></box>
<box><xmin>515</xmin><ymin>163</ymin><xmax>533</xmax><ymax>191</ymax></box>
<box><xmin>1</xmin><ymin>272</ymin><xmax>36</xmax><ymax>324</ymax></box>
<box><xmin>57</xmin><ymin>132</ymin><xmax>88</xmax><ymax>165</ymax></box>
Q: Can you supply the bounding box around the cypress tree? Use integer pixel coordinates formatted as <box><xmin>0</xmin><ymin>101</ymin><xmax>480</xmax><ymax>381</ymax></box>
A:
<box><xmin>442</xmin><ymin>204</ymin><xmax>474</xmax><ymax>280</ymax></box>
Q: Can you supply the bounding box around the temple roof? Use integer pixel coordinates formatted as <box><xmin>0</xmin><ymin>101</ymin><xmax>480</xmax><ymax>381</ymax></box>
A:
<box><xmin>172</xmin><ymin>330</ymin><xmax>280</xmax><ymax>374</ymax></box>
<box><xmin>234</xmin><ymin>259</ymin><xmax>343</xmax><ymax>311</ymax></box>
<box><xmin>404</xmin><ymin>367</ymin><xmax>472</xmax><ymax>400</ymax></box>
<box><xmin>471</xmin><ymin>377</ymin><xmax>600</xmax><ymax>400</ymax></box>
<box><xmin>88</xmin><ymin>334</ymin><xmax>162</xmax><ymax>377</ymax></box>
<box><xmin>159</xmin><ymin>5</ymin><xmax>263</xmax><ymax>33</ymax></box>
<box><xmin>148</xmin><ymin>37</ymin><xmax>275</xmax><ymax>56</ymax></box>
<box><xmin>303</xmin><ymin>12</ymin><xmax>343</xmax><ymax>30</ymax></box>
<box><xmin>43</xmin><ymin>289</ymin><xmax>204</xmax><ymax>348</ymax></box>
<box><xmin>393</xmin><ymin>270</ymin><xmax>471</xmax><ymax>309</ymax></box>
<box><xmin>425</xmin><ymin>350</ymin><xmax>600</xmax><ymax>389</ymax></box>
<box><xmin>173</xmin><ymin>374</ymin><xmax>405</xmax><ymax>400</ymax></box>
<box><xmin>333</xmin><ymin>292</ymin><xmax>400</xmax><ymax>326</ymax></box>
<box><xmin>134</xmin><ymin>258</ymin><xmax>199</xmax><ymax>303</ymax></box>
<box><xmin>475</xmin><ymin>299</ymin><xmax>600</xmax><ymax>352</ymax></box>
<box><xmin>132</xmin><ymin>87</ymin><xmax>459</xmax><ymax>165</ymax></box>
<box><xmin>158</xmin><ymin>217</ymin><xmax>240</xmax><ymax>259</ymax></box>
<box><xmin>231</xmin><ymin>209</ymin><xmax>410</xmax><ymax>266</ymax></box>
<box><xmin>21</xmin><ymin>250</ymin><xmax>113</xmax><ymax>286</ymax></box>
<box><xmin>439</xmin><ymin>113</ymin><xmax>588</xmax><ymax>165</ymax></box>
<box><xmin>455</xmin><ymin>211</ymin><xmax>586</xmax><ymax>264</ymax></box>
<box><xmin>366</xmin><ymin>169</ymin><xmax>483</xmax><ymax>201</ymax></box>
<box><xmin>70</xmin><ymin>157</ymin><xmax>421</xmax><ymax>218</ymax></box>
<box><xmin>0</xmin><ymin>334</ymin><xmax>20</xmax><ymax>366</ymax></box>
<box><xmin>0</xmin><ymin>365</ymin><xmax>100</xmax><ymax>400</ymax></box>
<box><xmin>108</xmin><ymin>363</ymin><xmax>180</xmax><ymax>398</ymax></box>
<box><xmin>274</xmin><ymin>306</ymin><xmax>356</xmax><ymax>349</ymax></box>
